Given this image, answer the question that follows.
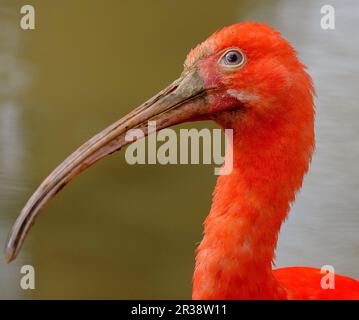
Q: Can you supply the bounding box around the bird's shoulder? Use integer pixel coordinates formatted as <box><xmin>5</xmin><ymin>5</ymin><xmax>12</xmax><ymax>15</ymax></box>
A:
<box><xmin>273</xmin><ymin>266</ymin><xmax>359</xmax><ymax>300</ymax></box>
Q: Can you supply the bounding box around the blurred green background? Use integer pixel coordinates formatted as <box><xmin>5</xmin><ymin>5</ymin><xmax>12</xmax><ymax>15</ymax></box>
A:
<box><xmin>0</xmin><ymin>0</ymin><xmax>358</xmax><ymax>299</ymax></box>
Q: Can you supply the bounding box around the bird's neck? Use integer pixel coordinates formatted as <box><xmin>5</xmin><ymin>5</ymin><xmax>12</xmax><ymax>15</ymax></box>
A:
<box><xmin>193</xmin><ymin>108</ymin><xmax>314</xmax><ymax>299</ymax></box>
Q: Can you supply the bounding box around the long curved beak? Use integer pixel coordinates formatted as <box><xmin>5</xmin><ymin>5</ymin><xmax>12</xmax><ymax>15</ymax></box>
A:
<box><xmin>5</xmin><ymin>68</ymin><xmax>209</xmax><ymax>262</ymax></box>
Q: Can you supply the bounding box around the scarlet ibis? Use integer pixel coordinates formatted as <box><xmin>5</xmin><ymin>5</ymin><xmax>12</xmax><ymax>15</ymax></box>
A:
<box><xmin>5</xmin><ymin>23</ymin><xmax>359</xmax><ymax>299</ymax></box>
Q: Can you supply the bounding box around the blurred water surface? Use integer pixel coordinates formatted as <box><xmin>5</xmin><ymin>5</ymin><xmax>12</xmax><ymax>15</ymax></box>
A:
<box><xmin>0</xmin><ymin>0</ymin><xmax>358</xmax><ymax>298</ymax></box>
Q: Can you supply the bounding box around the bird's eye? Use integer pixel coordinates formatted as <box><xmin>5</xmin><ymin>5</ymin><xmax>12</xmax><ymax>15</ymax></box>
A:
<box><xmin>219</xmin><ymin>49</ymin><xmax>245</xmax><ymax>68</ymax></box>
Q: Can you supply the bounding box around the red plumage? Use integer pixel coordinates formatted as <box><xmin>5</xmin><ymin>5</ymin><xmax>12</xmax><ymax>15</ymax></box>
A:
<box><xmin>191</xmin><ymin>23</ymin><xmax>359</xmax><ymax>299</ymax></box>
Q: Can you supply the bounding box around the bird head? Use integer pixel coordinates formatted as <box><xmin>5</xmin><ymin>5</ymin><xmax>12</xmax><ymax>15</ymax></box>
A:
<box><xmin>5</xmin><ymin>23</ymin><xmax>314</xmax><ymax>262</ymax></box>
<box><xmin>183</xmin><ymin>23</ymin><xmax>314</xmax><ymax>127</ymax></box>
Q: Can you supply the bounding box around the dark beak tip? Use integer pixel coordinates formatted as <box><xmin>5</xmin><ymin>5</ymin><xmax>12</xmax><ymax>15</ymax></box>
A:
<box><xmin>4</xmin><ymin>249</ymin><xmax>15</xmax><ymax>264</ymax></box>
<box><xmin>4</xmin><ymin>234</ymin><xmax>17</xmax><ymax>263</ymax></box>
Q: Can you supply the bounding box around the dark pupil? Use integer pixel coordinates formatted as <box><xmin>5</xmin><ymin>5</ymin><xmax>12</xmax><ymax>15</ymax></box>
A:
<box><xmin>226</xmin><ymin>51</ymin><xmax>240</xmax><ymax>64</ymax></box>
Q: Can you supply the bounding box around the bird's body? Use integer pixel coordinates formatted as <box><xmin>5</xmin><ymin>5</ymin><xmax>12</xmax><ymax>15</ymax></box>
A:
<box><xmin>274</xmin><ymin>267</ymin><xmax>359</xmax><ymax>300</ymax></box>
<box><xmin>5</xmin><ymin>23</ymin><xmax>359</xmax><ymax>299</ymax></box>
